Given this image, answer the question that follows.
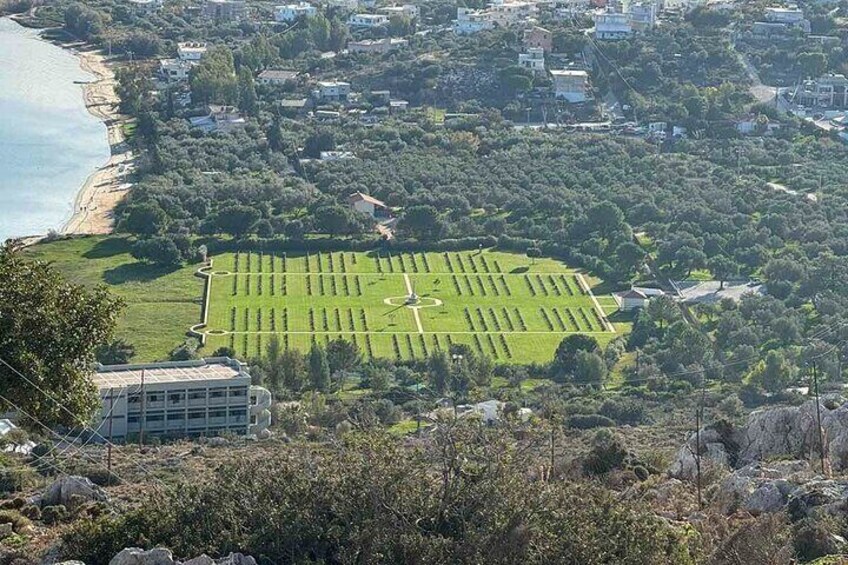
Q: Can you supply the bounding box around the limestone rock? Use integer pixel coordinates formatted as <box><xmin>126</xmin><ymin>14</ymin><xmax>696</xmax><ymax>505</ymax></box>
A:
<box><xmin>42</xmin><ymin>476</ymin><xmax>108</xmax><ymax>509</ymax></box>
<box><xmin>668</xmin><ymin>427</ymin><xmax>731</xmax><ymax>480</ymax></box>
<box><xmin>0</xmin><ymin>522</ymin><xmax>13</xmax><ymax>540</ymax></box>
<box><xmin>109</xmin><ymin>547</ymin><xmax>175</xmax><ymax>565</ymax></box>
<box><xmin>182</xmin><ymin>554</ymin><xmax>256</xmax><ymax>565</ymax></box>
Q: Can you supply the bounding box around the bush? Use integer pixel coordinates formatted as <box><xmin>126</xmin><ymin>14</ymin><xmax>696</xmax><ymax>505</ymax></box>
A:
<box><xmin>565</xmin><ymin>414</ymin><xmax>615</xmax><ymax>429</ymax></box>
<box><xmin>41</xmin><ymin>505</ymin><xmax>68</xmax><ymax>525</ymax></box>
<box><xmin>598</xmin><ymin>398</ymin><xmax>648</xmax><ymax>426</ymax></box>
<box><xmin>583</xmin><ymin>430</ymin><xmax>628</xmax><ymax>476</ymax></box>
<box><xmin>0</xmin><ymin>509</ymin><xmax>32</xmax><ymax>533</ymax></box>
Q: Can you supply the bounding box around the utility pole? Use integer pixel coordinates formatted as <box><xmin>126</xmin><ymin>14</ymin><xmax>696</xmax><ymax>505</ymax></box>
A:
<box><xmin>107</xmin><ymin>388</ymin><xmax>115</xmax><ymax>478</ymax></box>
<box><xmin>139</xmin><ymin>369</ymin><xmax>146</xmax><ymax>446</ymax></box>
<box><xmin>813</xmin><ymin>361</ymin><xmax>826</xmax><ymax>475</ymax></box>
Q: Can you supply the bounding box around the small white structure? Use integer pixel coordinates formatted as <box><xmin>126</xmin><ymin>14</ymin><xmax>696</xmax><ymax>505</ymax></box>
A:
<box><xmin>159</xmin><ymin>58</ymin><xmax>194</xmax><ymax>82</ymax></box>
<box><xmin>551</xmin><ymin>69</ymin><xmax>590</xmax><ymax>102</ymax></box>
<box><xmin>457</xmin><ymin>400</ymin><xmax>532</xmax><ymax>424</ymax></box>
<box><xmin>518</xmin><ymin>47</ymin><xmax>546</xmax><ymax>73</ymax></box>
<box><xmin>348</xmin><ymin>13</ymin><xmax>389</xmax><ymax>27</ymax></box>
<box><xmin>128</xmin><ymin>0</ymin><xmax>163</xmax><ymax>12</ymax></box>
<box><xmin>257</xmin><ymin>69</ymin><xmax>299</xmax><ymax>85</ymax></box>
<box><xmin>189</xmin><ymin>105</ymin><xmax>246</xmax><ymax>133</ymax></box>
<box><xmin>316</xmin><ymin>80</ymin><xmax>351</xmax><ymax>101</ymax></box>
<box><xmin>92</xmin><ymin>358</ymin><xmax>272</xmax><ymax>441</ymax></box>
<box><xmin>274</xmin><ymin>2</ymin><xmax>317</xmax><ymax>22</ymax></box>
<box><xmin>619</xmin><ymin>288</ymin><xmax>649</xmax><ymax>311</ymax></box>
<box><xmin>348</xmin><ymin>191</ymin><xmax>391</xmax><ymax>218</ymax></box>
<box><xmin>177</xmin><ymin>42</ymin><xmax>208</xmax><ymax>62</ymax></box>
<box><xmin>320</xmin><ymin>150</ymin><xmax>356</xmax><ymax>161</ymax></box>
<box><xmin>593</xmin><ymin>9</ymin><xmax>632</xmax><ymax>39</ymax></box>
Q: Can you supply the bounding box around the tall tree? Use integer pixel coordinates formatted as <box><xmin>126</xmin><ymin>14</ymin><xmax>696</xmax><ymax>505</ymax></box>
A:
<box><xmin>308</xmin><ymin>343</ymin><xmax>330</xmax><ymax>392</ymax></box>
<box><xmin>0</xmin><ymin>246</ymin><xmax>122</xmax><ymax>427</ymax></box>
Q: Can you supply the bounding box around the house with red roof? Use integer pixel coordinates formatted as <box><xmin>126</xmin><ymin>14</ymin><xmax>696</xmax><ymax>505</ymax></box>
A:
<box><xmin>348</xmin><ymin>192</ymin><xmax>391</xmax><ymax>219</ymax></box>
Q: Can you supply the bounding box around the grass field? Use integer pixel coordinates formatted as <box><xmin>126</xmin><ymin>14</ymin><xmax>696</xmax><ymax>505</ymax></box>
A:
<box><xmin>200</xmin><ymin>249</ymin><xmax>628</xmax><ymax>364</ymax></box>
<box><xmin>24</xmin><ymin>237</ymin><xmax>201</xmax><ymax>362</ymax></box>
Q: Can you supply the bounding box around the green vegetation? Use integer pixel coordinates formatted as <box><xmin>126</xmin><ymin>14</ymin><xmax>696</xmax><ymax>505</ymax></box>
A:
<box><xmin>202</xmin><ymin>249</ymin><xmax>622</xmax><ymax>364</ymax></box>
<box><xmin>23</xmin><ymin>237</ymin><xmax>200</xmax><ymax>362</ymax></box>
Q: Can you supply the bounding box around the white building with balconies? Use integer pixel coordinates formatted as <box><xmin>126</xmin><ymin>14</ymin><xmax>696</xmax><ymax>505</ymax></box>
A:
<box><xmin>274</xmin><ymin>2</ymin><xmax>318</xmax><ymax>22</ymax></box>
<box><xmin>593</xmin><ymin>9</ymin><xmax>632</xmax><ymax>39</ymax></box>
<box><xmin>177</xmin><ymin>42</ymin><xmax>208</xmax><ymax>62</ymax></box>
<box><xmin>551</xmin><ymin>69</ymin><xmax>590</xmax><ymax>102</ymax></box>
<box><xmin>348</xmin><ymin>13</ymin><xmax>390</xmax><ymax>27</ymax></box>
<box><xmin>519</xmin><ymin>48</ymin><xmax>546</xmax><ymax>73</ymax></box>
<box><xmin>92</xmin><ymin>358</ymin><xmax>271</xmax><ymax>441</ymax></box>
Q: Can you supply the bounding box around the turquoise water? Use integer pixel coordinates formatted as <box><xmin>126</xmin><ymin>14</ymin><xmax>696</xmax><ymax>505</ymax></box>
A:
<box><xmin>0</xmin><ymin>17</ymin><xmax>110</xmax><ymax>242</ymax></box>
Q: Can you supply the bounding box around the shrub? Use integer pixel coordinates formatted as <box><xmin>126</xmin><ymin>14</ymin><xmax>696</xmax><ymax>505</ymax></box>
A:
<box><xmin>41</xmin><ymin>505</ymin><xmax>68</xmax><ymax>525</ymax></box>
<box><xmin>598</xmin><ymin>398</ymin><xmax>648</xmax><ymax>426</ymax></box>
<box><xmin>0</xmin><ymin>509</ymin><xmax>32</xmax><ymax>533</ymax></box>
<box><xmin>565</xmin><ymin>414</ymin><xmax>615</xmax><ymax>430</ymax></box>
<box><xmin>583</xmin><ymin>430</ymin><xmax>628</xmax><ymax>476</ymax></box>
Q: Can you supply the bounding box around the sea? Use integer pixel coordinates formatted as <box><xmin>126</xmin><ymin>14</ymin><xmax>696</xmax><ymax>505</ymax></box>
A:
<box><xmin>0</xmin><ymin>17</ymin><xmax>110</xmax><ymax>242</ymax></box>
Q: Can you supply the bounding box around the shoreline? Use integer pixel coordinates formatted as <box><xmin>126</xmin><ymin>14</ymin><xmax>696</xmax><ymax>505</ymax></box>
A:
<box><xmin>5</xmin><ymin>16</ymin><xmax>132</xmax><ymax>243</ymax></box>
<box><xmin>59</xmin><ymin>44</ymin><xmax>133</xmax><ymax>235</ymax></box>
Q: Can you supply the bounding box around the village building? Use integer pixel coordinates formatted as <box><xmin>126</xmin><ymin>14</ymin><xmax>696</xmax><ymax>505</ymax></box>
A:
<box><xmin>389</xmin><ymin>99</ymin><xmax>409</xmax><ymax>113</ymax></box>
<box><xmin>92</xmin><ymin>358</ymin><xmax>271</xmax><ymax>442</ymax></box>
<box><xmin>349</xmin><ymin>192</ymin><xmax>391</xmax><ymax>218</ymax></box>
<box><xmin>593</xmin><ymin>9</ymin><xmax>632</xmax><ymax>39</ymax></box>
<box><xmin>279</xmin><ymin>98</ymin><xmax>310</xmax><ymax>116</ymax></box>
<box><xmin>348</xmin><ymin>37</ymin><xmax>408</xmax><ymax>54</ymax></box>
<box><xmin>257</xmin><ymin>69</ymin><xmax>299</xmax><ymax>86</ymax></box>
<box><xmin>550</xmin><ymin>69</ymin><xmax>590</xmax><ymax>102</ymax></box>
<box><xmin>202</xmin><ymin>0</ymin><xmax>246</xmax><ymax>20</ymax></box>
<box><xmin>274</xmin><ymin>2</ymin><xmax>318</xmax><ymax>21</ymax></box>
<box><xmin>519</xmin><ymin>47</ymin><xmax>546</xmax><ymax>73</ymax></box>
<box><xmin>794</xmin><ymin>74</ymin><xmax>848</xmax><ymax>108</ymax></box>
<box><xmin>348</xmin><ymin>13</ymin><xmax>390</xmax><ymax>27</ymax></box>
<box><xmin>128</xmin><ymin>0</ymin><xmax>163</xmax><ymax>13</ymax></box>
<box><xmin>523</xmin><ymin>26</ymin><xmax>552</xmax><ymax>52</ymax></box>
<box><xmin>378</xmin><ymin>4</ymin><xmax>420</xmax><ymax>19</ymax></box>
<box><xmin>626</xmin><ymin>1</ymin><xmax>656</xmax><ymax>30</ymax></box>
<box><xmin>316</xmin><ymin>80</ymin><xmax>351</xmax><ymax>102</ymax></box>
<box><xmin>189</xmin><ymin>105</ymin><xmax>246</xmax><ymax>133</ymax></box>
<box><xmin>454</xmin><ymin>7</ymin><xmax>495</xmax><ymax>33</ymax></box>
<box><xmin>159</xmin><ymin>58</ymin><xmax>194</xmax><ymax>82</ymax></box>
<box><xmin>177</xmin><ymin>42</ymin><xmax>208</xmax><ymax>62</ymax></box>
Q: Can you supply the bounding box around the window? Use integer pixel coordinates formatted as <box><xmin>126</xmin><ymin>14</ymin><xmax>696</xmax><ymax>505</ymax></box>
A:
<box><xmin>210</xmin><ymin>390</ymin><xmax>226</xmax><ymax>399</ymax></box>
<box><xmin>189</xmin><ymin>391</ymin><xmax>206</xmax><ymax>400</ymax></box>
<box><xmin>147</xmin><ymin>393</ymin><xmax>162</xmax><ymax>403</ymax></box>
<box><xmin>146</xmin><ymin>414</ymin><xmax>164</xmax><ymax>422</ymax></box>
<box><xmin>209</xmin><ymin>409</ymin><xmax>226</xmax><ymax>419</ymax></box>
<box><xmin>128</xmin><ymin>395</ymin><xmax>141</xmax><ymax>405</ymax></box>
<box><xmin>250</xmin><ymin>415</ymin><xmax>257</xmax><ymax>425</ymax></box>
<box><xmin>230</xmin><ymin>409</ymin><xmax>247</xmax><ymax>423</ymax></box>
<box><xmin>169</xmin><ymin>393</ymin><xmax>184</xmax><ymax>404</ymax></box>
<box><xmin>128</xmin><ymin>415</ymin><xmax>139</xmax><ymax>424</ymax></box>
<box><xmin>167</xmin><ymin>412</ymin><xmax>185</xmax><ymax>421</ymax></box>
<box><xmin>188</xmin><ymin>410</ymin><xmax>205</xmax><ymax>420</ymax></box>
<box><xmin>229</xmin><ymin>388</ymin><xmax>247</xmax><ymax>397</ymax></box>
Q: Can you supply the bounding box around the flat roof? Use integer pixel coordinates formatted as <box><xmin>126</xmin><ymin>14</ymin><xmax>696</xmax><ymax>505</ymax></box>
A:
<box><xmin>92</xmin><ymin>358</ymin><xmax>246</xmax><ymax>390</ymax></box>
<box><xmin>550</xmin><ymin>69</ymin><xmax>589</xmax><ymax>77</ymax></box>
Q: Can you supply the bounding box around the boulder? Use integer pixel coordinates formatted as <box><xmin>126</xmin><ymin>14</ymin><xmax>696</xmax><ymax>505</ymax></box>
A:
<box><xmin>42</xmin><ymin>476</ymin><xmax>108</xmax><ymax>509</ymax></box>
<box><xmin>110</xmin><ymin>547</ymin><xmax>175</xmax><ymax>565</ymax></box>
<box><xmin>668</xmin><ymin>427</ymin><xmax>731</xmax><ymax>480</ymax></box>
<box><xmin>182</xmin><ymin>554</ymin><xmax>256</xmax><ymax>565</ymax></box>
<box><xmin>0</xmin><ymin>522</ymin><xmax>13</xmax><ymax>540</ymax></box>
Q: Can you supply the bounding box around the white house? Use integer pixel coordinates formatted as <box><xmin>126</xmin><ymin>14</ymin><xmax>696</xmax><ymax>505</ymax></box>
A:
<box><xmin>551</xmin><ymin>69</ymin><xmax>590</xmax><ymax>102</ymax></box>
<box><xmin>92</xmin><ymin>358</ymin><xmax>271</xmax><ymax>441</ymax></box>
<box><xmin>349</xmin><ymin>191</ymin><xmax>390</xmax><ymax>218</ymax></box>
<box><xmin>189</xmin><ymin>105</ymin><xmax>247</xmax><ymax>133</ymax></box>
<box><xmin>519</xmin><ymin>47</ymin><xmax>546</xmax><ymax>73</ymax></box>
<box><xmin>348</xmin><ymin>13</ymin><xmax>389</xmax><ymax>27</ymax></box>
<box><xmin>593</xmin><ymin>9</ymin><xmax>632</xmax><ymax>39</ymax></box>
<box><xmin>763</xmin><ymin>6</ymin><xmax>810</xmax><ymax>32</ymax></box>
<box><xmin>257</xmin><ymin>69</ymin><xmax>299</xmax><ymax>85</ymax></box>
<box><xmin>274</xmin><ymin>2</ymin><xmax>317</xmax><ymax>22</ymax></box>
<box><xmin>454</xmin><ymin>7</ymin><xmax>494</xmax><ymax>33</ymax></box>
<box><xmin>128</xmin><ymin>0</ymin><xmax>163</xmax><ymax>12</ymax></box>
<box><xmin>177</xmin><ymin>42</ymin><xmax>208</xmax><ymax>61</ymax></box>
<box><xmin>159</xmin><ymin>58</ymin><xmax>194</xmax><ymax>82</ymax></box>
<box><xmin>316</xmin><ymin>80</ymin><xmax>351</xmax><ymax>101</ymax></box>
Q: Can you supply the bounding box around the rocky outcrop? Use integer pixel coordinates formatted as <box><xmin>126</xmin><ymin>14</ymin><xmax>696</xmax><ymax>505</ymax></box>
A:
<box><xmin>108</xmin><ymin>548</ymin><xmax>256</xmax><ymax>565</ymax></box>
<box><xmin>668</xmin><ymin>396</ymin><xmax>848</xmax><ymax>480</ymax></box>
<box><xmin>41</xmin><ymin>476</ymin><xmax>108</xmax><ymax>509</ymax></box>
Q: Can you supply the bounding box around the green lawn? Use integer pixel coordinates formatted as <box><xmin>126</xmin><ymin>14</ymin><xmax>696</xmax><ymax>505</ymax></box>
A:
<box><xmin>24</xmin><ymin>236</ymin><xmax>201</xmax><ymax>362</ymax></box>
<box><xmin>23</xmin><ymin>241</ymin><xmax>629</xmax><ymax>365</ymax></box>
<box><xmin>202</xmin><ymin>249</ymin><xmax>626</xmax><ymax>364</ymax></box>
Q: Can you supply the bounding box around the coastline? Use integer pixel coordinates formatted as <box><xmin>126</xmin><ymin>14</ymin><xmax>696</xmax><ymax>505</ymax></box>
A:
<box><xmin>60</xmin><ymin>45</ymin><xmax>133</xmax><ymax>235</ymax></box>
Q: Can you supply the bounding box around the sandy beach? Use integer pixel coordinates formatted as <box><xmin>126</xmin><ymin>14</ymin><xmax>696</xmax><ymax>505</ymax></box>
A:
<box><xmin>60</xmin><ymin>46</ymin><xmax>133</xmax><ymax>235</ymax></box>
